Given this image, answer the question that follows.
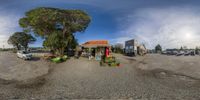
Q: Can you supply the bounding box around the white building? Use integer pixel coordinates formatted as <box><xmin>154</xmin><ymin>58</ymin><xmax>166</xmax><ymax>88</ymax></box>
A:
<box><xmin>125</xmin><ymin>39</ymin><xmax>147</xmax><ymax>56</ymax></box>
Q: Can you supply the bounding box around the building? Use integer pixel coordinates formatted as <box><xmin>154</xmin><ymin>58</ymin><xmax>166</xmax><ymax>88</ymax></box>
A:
<box><xmin>138</xmin><ymin>44</ymin><xmax>147</xmax><ymax>56</ymax></box>
<box><xmin>82</xmin><ymin>40</ymin><xmax>110</xmax><ymax>48</ymax></box>
<box><xmin>81</xmin><ymin>40</ymin><xmax>111</xmax><ymax>60</ymax></box>
<box><xmin>125</xmin><ymin>39</ymin><xmax>137</xmax><ymax>56</ymax></box>
<box><xmin>125</xmin><ymin>39</ymin><xmax>147</xmax><ymax>56</ymax></box>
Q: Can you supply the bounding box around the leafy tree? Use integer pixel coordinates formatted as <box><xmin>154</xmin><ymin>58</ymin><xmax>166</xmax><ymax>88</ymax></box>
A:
<box><xmin>43</xmin><ymin>31</ymin><xmax>66</xmax><ymax>55</ymax></box>
<box><xmin>183</xmin><ymin>46</ymin><xmax>188</xmax><ymax>49</ymax></box>
<box><xmin>180</xmin><ymin>46</ymin><xmax>183</xmax><ymax>50</ymax></box>
<box><xmin>7</xmin><ymin>32</ymin><xmax>36</xmax><ymax>51</ymax></box>
<box><xmin>111</xmin><ymin>46</ymin><xmax>115</xmax><ymax>52</ymax></box>
<box><xmin>155</xmin><ymin>44</ymin><xmax>162</xmax><ymax>53</ymax></box>
<box><xmin>113</xmin><ymin>43</ymin><xmax>124</xmax><ymax>54</ymax></box>
<box><xmin>68</xmin><ymin>35</ymin><xmax>79</xmax><ymax>49</ymax></box>
<box><xmin>195</xmin><ymin>46</ymin><xmax>199</xmax><ymax>55</ymax></box>
<box><xmin>20</xmin><ymin>33</ymin><xmax>36</xmax><ymax>51</ymax></box>
<box><xmin>8</xmin><ymin>33</ymin><xmax>21</xmax><ymax>50</ymax></box>
<box><xmin>19</xmin><ymin>7</ymin><xmax>91</xmax><ymax>56</ymax></box>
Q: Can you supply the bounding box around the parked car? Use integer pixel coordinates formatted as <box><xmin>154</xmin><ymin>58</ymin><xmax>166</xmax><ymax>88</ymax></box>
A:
<box><xmin>184</xmin><ymin>51</ymin><xmax>191</xmax><ymax>56</ymax></box>
<box><xmin>176</xmin><ymin>51</ymin><xmax>184</xmax><ymax>56</ymax></box>
<box><xmin>67</xmin><ymin>49</ymin><xmax>75</xmax><ymax>57</ymax></box>
<box><xmin>161</xmin><ymin>51</ymin><xmax>167</xmax><ymax>55</ymax></box>
<box><xmin>184</xmin><ymin>51</ymin><xmax>195</xmax><ymax>56</ymax></box>
<box><xmin>17</xmin><ymin>51</ymin><xmax>32</xmax><ymax>60</ymax></box>
<box><xmin>172</xmin><ymin>51</ymin><xmax>178</xmax><ymax>55</ymax></box>
<box><xmin>190</xmin><ymin>51</ymin><xmax>195</xmax><ymax>56</ymax></box>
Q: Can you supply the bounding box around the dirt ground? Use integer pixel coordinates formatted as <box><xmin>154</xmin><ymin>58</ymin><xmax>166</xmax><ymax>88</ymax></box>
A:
<box><xmin>0</xmin><ymin>52</ymin><xmax>50</xmax><ymax>81</ymax></box>
<box><xmin>0</xmin><ymin>52</ymin><xmax>200</xmax><ymax>100</ymax></box>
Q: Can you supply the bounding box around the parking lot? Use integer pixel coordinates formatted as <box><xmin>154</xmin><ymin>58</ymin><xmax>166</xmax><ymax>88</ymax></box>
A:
<box><xmin>0</xmin><ymin>52</ymin><xmax>50</xmax><ymax>80</ymax></box>
<box><xmin>0</xmin><ymin>52</ymin><xmax>200</xmax><ymax>99</ymax></box>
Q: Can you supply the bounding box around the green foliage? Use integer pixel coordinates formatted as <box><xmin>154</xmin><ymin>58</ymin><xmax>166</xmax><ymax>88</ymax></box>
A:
<box><xmin>0</xmin><ymin>48</ymin><xmax>13</xmax><ymax>52</ymax></box>
<box><xmin>155</xmin><ymin>44</ymin><xmax>162</xmax><ymax>53</ymax></box>
<box><xmin>68</xmin><ymin>36</ymin><xmax>79</xmax><ymax>49</ymax></box>
<box><xmin>104</xmin><ymin>57</ymin><xmax>116</xmax><ymax>63</ymax></box>
<box><xmin>51</xmin><ymin>55</ymin><xmax>68</xmax><ymax>63</ymax></box>
<box><xmin>43</xmin><ymin>31</ymin><xmax>66</xmax><ymax>55</ymax></box>
<box><xmin>8</xmin><ymin>34</ymin><xmax>21</xmax><ymax>50</ymax></box>
<box><xmin>112</xmin><ymin>43</ymin><xmax>124</xmax><ymax>54</ymax></box>
<box><xmin>19</xmin><ymin>7</ymin><xmax>91</xmax><ymax>37</ymax></box>
<box><xmin>101</xmin><ymin>56</ymin><xmax>120</xmax><ymax>67</ymax></box>
<box><xmin>180</xmin><ymin>46</ymin><xmax>183</xmax><ymax>50</ymax></box>
<box><xmin>19</xmin><ymin>7</ymin><xmax>91</xmax><ymax>56</ymax></box>
<box><xmin>114</xmin><ymin>47</ymin><xmax>124</xmax><ymax>54</ymax></box>
<box><xmin>51</xmin><ymin>57</ymin><xmax>62</xmax><ymax>63</ymax></box>
<box><xmin>7</xmin><ymin>32</ymin><xmax>36</xmax><ymax>51</ymax></box>
<box><xmin>195</xmin><ymin>47</ymin><xmax>200</xmax><ymax>55</ymax></box>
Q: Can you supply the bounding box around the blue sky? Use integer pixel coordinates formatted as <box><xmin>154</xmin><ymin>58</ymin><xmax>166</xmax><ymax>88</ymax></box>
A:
<box><xmin>1</xmin><ymin>0</ymin><xmax>200</xmax><ymax>49</ymax></box>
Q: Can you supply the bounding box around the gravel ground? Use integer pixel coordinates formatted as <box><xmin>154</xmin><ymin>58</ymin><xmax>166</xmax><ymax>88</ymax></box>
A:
<box><xmin>0</xmin><ymin>52</ymin><xmax>200</xmax><ymax>100</ymax></box>
<box><xmin>0</xmin><ymin>52</ymin><xmax>50</xmax><ymax>80</ymax></box>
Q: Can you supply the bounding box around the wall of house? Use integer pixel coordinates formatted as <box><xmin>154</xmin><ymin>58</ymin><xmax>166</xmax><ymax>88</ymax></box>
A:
<box><xmin>125</xmin><ymin>39</ymin><xmax>138</xmax><ymax>56</ymax></box>
<box><xmin>125</xmin><ymin>39</ymin><xmax>147</xmax><ymax>56</ymax></box>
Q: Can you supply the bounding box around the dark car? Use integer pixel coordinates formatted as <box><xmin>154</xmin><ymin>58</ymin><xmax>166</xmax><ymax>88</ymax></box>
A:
<box><xmin>64</xmin><ymin>49</ymin><xmax>75</xmax><ymax>57</ymax></box>
<box><xmin>190</xmin><ymin>51</ymin><xmax>195</xmax><ymax>56</ymax></box>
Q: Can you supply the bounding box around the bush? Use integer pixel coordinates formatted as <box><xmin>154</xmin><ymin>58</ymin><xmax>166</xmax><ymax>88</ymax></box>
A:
<box><xmin>12</xmin><ymin>49</ymin><xmax>17</xmax><ymax>53</ymax></box>
<box><xmin>51</xmin><ymin>55</ymin><xmax>68</xmax><ymax>63</ymax></box>
<box><xmin>62</xmin><ymin>55</ymin><xmax>68</xmax><ymax>61</ymax></box>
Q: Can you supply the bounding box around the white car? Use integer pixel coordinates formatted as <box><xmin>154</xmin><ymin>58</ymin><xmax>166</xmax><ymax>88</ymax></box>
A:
<box><xmin>176</xmin><ymin>51</ymin><xmax>185</xmax><ymax>56</ymax></box>
<box><xmin>17</xmin><ymin>51</ymin><xmax>32</xmax><ymax>60</ymax></box>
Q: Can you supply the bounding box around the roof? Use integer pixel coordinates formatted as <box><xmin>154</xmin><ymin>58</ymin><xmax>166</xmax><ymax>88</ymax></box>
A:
<box><xmin>81</xmin><ymin>40</ymin><xmax>110</xmax><ymax>48</ymax></box>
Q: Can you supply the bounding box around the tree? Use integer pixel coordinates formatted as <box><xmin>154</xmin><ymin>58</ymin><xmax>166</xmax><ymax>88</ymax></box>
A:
<box><xmin>180</xmin><ymin>46</ymin><xmax>183</xmax><ymax>50</ymax></box>
<box><xmin>183</xmin><ymin>46</ymin><xmax>188</xmax><ymax>50</ymax></box>
<box><xmin>155</xmin><ymin>44</ymin><xmax>162</xmax><ymax>53</ymax></box>
<box><xmin>68</xmin><ymin>35</ymin><xmax>79</xmax><ymax>49</ymax></box>
<box><xmin>195</xmin><ymin>46</ymin><xmax>199</xmax><ymax>55</ymax></box>
<box><xmin>20</xmin><ymin>33</ymin><xmax>36</xmax><ymax>51</ymax></box>
<box><xmin>113</xmin><ymin>43</ymin><xmax>124</xmax><ymax>54</ymax></box>
<box><xmin>19</xmin><ymin>7</ymin><xmax>91</xmax><ymax>56</ymax></box>
<box><xmin>7</xmin><ymin>32</ymin><xmax>36</xmax><ymax>51</ymax></box>
<box><xmin>43</xmin><ymin>31</ymin><xmax>66</xmax><ymax>55</ymax></box>
<box><xmin>8</xmin><ymin>33</ymin><xmax>21</xmax><ymax>50</ymax></box>
<box><xmin>111</xmin><ymin>46</ymin><xmax>115</xmax><ymax>52</ymax></box>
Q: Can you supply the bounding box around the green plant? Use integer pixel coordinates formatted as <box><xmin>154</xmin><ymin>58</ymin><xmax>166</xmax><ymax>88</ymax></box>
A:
<box><xmin>8</xmin><ymin>32</ymin><xmax>36</xmax><ymax>51</ymax></box>
<box><xmin>19</xmin><ymin>7</ymin><xmax>91</xmax><ymax>56</ymax></box>
<box><xmin>51</xmin><ymin>55</ymin><xmax>68</xmax><ymax>63</ymax></box>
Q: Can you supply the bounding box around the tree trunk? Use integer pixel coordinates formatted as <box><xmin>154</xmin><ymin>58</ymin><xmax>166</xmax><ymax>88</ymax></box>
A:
<box><xmin>16</xmin><ymin>45</ymin><xmax>20</xmax><ymax>50</ymax></box>
<box><xmin>25</xmin><ymin>47</ymin><xmax>27</xmax><ymax>52</ymax></box>
<box><xmin>24</xmin><ymin>45</ymin><xmax>28</xmax><ymax>52</ymax></box>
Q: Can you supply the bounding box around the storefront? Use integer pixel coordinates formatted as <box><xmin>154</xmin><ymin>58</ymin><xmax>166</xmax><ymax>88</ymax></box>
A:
<box><xmin>81</xmin><ymin>40</ymin><xmax>110</xmax><ymax>60</ymax></box>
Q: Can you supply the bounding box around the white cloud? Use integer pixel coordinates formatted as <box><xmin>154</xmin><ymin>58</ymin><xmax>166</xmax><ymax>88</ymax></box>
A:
<box><xmin>114</xmin><ymin>7</ymin><xmax>200</xmax><ymax>49</ymax></box>
<box><xmin>0</xmin><ymin>12</ymin><xmax>20</xmax><ymax>48</ymax></box>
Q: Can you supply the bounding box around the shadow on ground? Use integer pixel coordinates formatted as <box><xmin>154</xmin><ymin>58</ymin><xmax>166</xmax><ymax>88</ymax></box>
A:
<box><xmin>29</xmin><ymin>57</ymin><xmax>41</xmax><ymax>61</ymax></box>
<box><xmin>0</xmin><ymin>61</ymin><xmax>54</xmax><ymax>89</ymax></box>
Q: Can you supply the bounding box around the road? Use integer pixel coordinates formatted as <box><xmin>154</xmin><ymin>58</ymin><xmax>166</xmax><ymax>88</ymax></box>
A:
<box><xmin>0</xmin><ymin>52</ymin><xmax>200</xmax><ymax>99</ymax></box>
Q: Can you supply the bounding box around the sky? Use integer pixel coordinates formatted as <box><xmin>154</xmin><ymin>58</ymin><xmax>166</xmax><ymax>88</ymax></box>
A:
<box><xmin>1</xmin><ymin>0</ymin><xmax>200</xmax><ymax>49</ymax></box>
